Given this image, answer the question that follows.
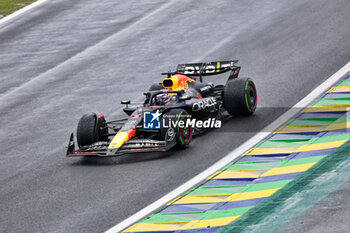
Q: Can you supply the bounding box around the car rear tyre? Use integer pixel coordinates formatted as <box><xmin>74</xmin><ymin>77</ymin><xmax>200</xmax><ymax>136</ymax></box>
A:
<box><xmin>162</xmin><ymin>109</ymin><xmax>192</xmax><ymax>148</ymax></box>
<box><xmin>77</xmin><ymin>112</ymin><xmax>108</xmax><ymax>148</ymax></box>
<box><xmin>223</xmin><ymin>78</ymin><xmax>257</xmax><ymax>116</ymax></box>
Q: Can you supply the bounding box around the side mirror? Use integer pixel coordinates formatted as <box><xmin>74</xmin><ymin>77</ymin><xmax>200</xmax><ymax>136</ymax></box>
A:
<box><xmin>180</xmin><ymin>95</ymin><xmax>191</xmax><ymax>101</ymax></box>
<box><xmin>121</xmin><ymin>100</ymin><xmax>130</xmax><ymax>105</ymax></box>
<box><xmin>121</xmin><ymin>100</ymin><xmax>131</xmax><ymax>108</ymax></box>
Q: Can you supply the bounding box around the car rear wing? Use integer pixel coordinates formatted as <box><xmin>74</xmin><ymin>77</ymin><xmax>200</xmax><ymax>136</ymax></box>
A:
<box><xmin>163</xmin><ymin>60</ymin><xmax>241</xmax><ymax>82</ymax></box>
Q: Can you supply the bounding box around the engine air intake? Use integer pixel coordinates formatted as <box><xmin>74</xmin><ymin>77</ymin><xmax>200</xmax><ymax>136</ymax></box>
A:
<box><xmin>162</xmin><ymin>78</ymin><xmax>173</xmax><ymax>88</ymax></box>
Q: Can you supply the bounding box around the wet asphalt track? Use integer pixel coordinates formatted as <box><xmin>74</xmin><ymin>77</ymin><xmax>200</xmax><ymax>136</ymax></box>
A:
<box><xmin>0</xmin><ymin>0</ymin><xmax>350</xmax><ymax>232</ymax></box>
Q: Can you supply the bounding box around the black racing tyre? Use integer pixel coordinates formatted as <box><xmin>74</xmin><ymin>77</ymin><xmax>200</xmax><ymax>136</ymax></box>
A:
<box><xmin>161</xmin><ymin>109</ymin><xmax>192</xmax><ymax>148</ymax></box>
<box><xmin>149</xmin><ymin>83</ymin><xmax>163</xmax><ymax>91</ymax></box>
<box><xmin>223</xmin><ymin>78</ymin><xmax>257</xmax><ymax>116</ymax></box>
<box><xmin>76</xmin><ymin>112</ymin><xmax>108</xmax><ymax>148</ymax></box>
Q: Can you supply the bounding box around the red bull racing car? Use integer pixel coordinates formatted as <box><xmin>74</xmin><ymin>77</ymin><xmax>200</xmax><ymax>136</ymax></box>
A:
<box><xmin>66</xmin><ymin>60</ymin><xmax>257</xmax><ymax>157</ymax></box>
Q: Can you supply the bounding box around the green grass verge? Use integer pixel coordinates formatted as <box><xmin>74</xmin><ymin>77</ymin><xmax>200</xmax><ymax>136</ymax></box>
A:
<box><xmin>0</xmin><ymin>0</ymin><xmax>37</xmax><ymax>18</ymax></box>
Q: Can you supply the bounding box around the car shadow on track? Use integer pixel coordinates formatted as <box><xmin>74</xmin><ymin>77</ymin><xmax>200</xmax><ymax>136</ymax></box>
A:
<box><xmin>69</xmin><ymin>129</ymin><xmax>216</xmax><ymax>166</ymax></box>
<box><xmin>69</xmin><ymin>128</ymin><xmax>212</xmax><ymax>166</ymax></box>
<box><xmin>69</xmin><ymin>108</ymin><xmax>285</xmax><ymax>166</ymax></box>
<box><xmin>69</xmin><ymin>150</ymin><xmax>179</xmax><ymax>166</ymax></box>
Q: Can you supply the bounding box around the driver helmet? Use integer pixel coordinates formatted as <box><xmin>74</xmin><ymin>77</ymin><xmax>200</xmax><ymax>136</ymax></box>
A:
<box><xmin>156</xmin><ymin>93</ymin><xmax>172</xmax><ymax>105</ymax></box>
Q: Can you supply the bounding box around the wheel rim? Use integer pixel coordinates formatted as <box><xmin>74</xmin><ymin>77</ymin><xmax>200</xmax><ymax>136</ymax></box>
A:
<box><xmin>177</xmin><ymin>112</ymin><xmax>192</xmax><ymax>144</ymax></box>
<box><xmin>246</xmin><ymin>81</ymin><xmax>257</xmax><ymax>111</ymax></box>
<box><xmin>181</xmin><ymin>125</ymin><xmax>192</xmax><ymax>142</ymax></box>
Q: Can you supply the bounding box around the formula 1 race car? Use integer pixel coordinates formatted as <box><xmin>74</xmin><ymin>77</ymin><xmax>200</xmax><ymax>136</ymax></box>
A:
<box><xmin>66</xmin><ymin>60</ymin><xmax>257</xmax><ymax>157</ymax></box>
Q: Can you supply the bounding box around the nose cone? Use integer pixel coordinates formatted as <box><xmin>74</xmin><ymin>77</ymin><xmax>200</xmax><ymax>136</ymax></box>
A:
<box><xmin>108</xmin><ymin>130</ymin><xmax>136</xmax><ymax>151</ymax></box>
<box><xmin>108</xmin><ymin>132</ymin><xmax>129</xmax><ymax>149</ymax></box>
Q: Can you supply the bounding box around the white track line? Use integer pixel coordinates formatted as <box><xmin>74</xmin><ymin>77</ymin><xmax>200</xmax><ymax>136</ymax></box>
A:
<box><xmin>0</xmin><ymin>0</ymin><xmax>48</xmax><ymax>26</ymax></box>
<box><xmin>105</xmin><ymin>61</ymin><xmax>350</xmax><ymax>233</ymax></box>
